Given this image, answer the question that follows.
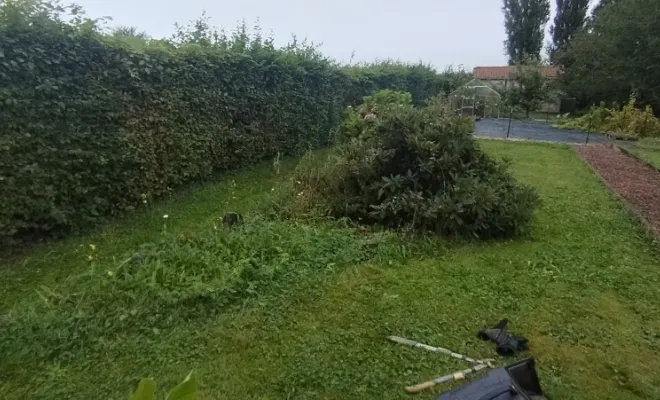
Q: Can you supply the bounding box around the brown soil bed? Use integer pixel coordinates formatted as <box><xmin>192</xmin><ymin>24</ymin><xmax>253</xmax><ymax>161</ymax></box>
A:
<box><xmin>575</xmin><ymin>144</ymin><xmax>660</xmax><ymax>236</ymax></box>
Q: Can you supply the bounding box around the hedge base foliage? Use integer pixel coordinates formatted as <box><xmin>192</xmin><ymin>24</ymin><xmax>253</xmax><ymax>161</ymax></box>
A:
<box><xmin>280</xmin><ymin>91</ymin><xmax>540</xmax><ymax>238</ymax></box>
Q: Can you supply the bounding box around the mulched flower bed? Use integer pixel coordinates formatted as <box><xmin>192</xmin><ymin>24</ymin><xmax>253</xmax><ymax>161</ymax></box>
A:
<box><xmin>575</xmin><ymin>144</ymin><xmax>660</xmax><ymax>236</ymax></box>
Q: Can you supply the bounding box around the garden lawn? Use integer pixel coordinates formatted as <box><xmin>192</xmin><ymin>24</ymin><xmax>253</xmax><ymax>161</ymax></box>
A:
<box><xmin>2</xmin><ymin>141</ymin><xmax>660</xmax><ymax>400</ymax></box>
<box><xmin>619</xmin><ymin>138</ymin><xmax>660</xmax><ymax>170</ymax></box>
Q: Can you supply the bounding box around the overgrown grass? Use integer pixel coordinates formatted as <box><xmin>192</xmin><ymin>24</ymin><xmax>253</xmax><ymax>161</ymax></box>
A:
<box><xmin>2</xmin><ymin>141</ymin><xmax>660</xmax><ymax>400</ymax></box>
<box><xmin>0</xmin><ymin>155</ymin><xmax>304</xmax><ymax>311</ymax></box>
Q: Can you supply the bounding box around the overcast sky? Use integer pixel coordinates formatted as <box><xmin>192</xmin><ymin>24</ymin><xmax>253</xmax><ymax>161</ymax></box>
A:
<box><xmin>75</xmin><ymin>0</ymin><xmax>569</xmax><ymax>70</ymax></box>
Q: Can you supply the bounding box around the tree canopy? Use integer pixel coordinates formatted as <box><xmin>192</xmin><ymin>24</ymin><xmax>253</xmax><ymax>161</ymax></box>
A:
<box><xmin>558</xmin><ymin>0</ymin><xmax>660</xmax><ymax>112</ymax></box>
<box><xmin>548</xmin><ymin>0</ymin><xmax>590</xmax><ymax>61</ymax></box>
<box><xmin>502</xmin><ymin>0</ymin><xmax>551</xmax><ymax>64</ymax></box>
<box><xmin>505</xmin><ymin>58</ymin><xmax>552</xmax><ymax>117</ymax></box>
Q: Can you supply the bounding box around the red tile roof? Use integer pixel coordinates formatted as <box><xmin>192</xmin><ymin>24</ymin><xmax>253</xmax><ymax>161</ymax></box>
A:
<box><xmin>473</xmin><ymin>66</ymin><xmax>560</xmax><ymax>80</ymax></box>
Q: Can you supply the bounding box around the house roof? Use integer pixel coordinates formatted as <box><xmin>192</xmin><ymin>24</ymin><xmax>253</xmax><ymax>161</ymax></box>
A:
<box><xmin>473</xmin><ymin>66</ymin><xmax>560</xmax><ymax>80</ymax></box>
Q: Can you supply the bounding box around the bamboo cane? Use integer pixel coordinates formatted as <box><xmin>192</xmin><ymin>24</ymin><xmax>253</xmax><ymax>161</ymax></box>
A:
<box><xmin>388</xmin><ymin>336</ymin><xmax>493</xmax><ymax>366</ymax></box>
<box><xmin>405</xmin><ymin>363</ymin><xmax>490</xmax><ymax>393</ymax></box>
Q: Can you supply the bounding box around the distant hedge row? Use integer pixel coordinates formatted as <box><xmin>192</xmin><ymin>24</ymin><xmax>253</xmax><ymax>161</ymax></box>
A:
<box><xmin>343</xmin><ymin>63</ymin><xmax>472</xmax><ymax>107</ymax></box>
<box><xmin>0</xmin><ymin>20</ymin><xmax>468</xmax><ymax>246</ymax></box>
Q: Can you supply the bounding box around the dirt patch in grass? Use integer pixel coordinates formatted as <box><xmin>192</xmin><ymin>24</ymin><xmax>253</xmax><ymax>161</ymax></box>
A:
<box><xmin>575</xmin><ymin>143</ymin><xmax>660</xmax><ymax>236</ymax></box>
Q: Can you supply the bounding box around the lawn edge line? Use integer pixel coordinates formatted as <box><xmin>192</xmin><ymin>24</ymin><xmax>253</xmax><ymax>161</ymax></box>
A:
<box><xmin>475</xmin><ymin>136</ymin><xmax>565</xmax><ymax>146</ymax></box>
<box><xmin>616</xmin><ymin>143</ymin><xmax>660</xmax><ymax>174</ymax></box>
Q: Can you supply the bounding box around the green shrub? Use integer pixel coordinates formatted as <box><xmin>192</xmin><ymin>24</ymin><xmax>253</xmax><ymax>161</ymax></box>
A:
<box><xmin>280</xmin><ymin>91</ymin><xmax>540</xmax><ymax>238</ymax></box>
<box><xmin>342</xmin><ymin>62</ymin><xmax>472</xmax><ymax>106</ymax></box>
<box><xmin>341</xmin><ymin>90</ymin><xmax>413</xmax><ymax>140</ymax></box>
<box><xmin>554</xmin><ymin>95</ymin><xmax>660</xmax><ymax>137</ymax></box>
<box><xmin>607</xmin><ymin>96</ymin><xmax>660</xmax><ymax>138</ymax></box>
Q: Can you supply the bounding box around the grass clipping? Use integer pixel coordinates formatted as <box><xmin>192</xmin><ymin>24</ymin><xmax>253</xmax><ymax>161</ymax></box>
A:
<box><xmin>278</xmin><ymin>91</ymin><xmax>540</xmax><ymax>238</ymax></box>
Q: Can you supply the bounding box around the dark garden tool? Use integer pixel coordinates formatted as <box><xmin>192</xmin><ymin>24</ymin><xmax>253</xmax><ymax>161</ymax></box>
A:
<box><xmin>478</xmin><ymin>319</ymin><xmax>529</xmax><ymax>356</ymax></box>
<box><xmin>436</xmin><ymin>357</ymin><xmax>547</xmax><ymax>400</ymax></box>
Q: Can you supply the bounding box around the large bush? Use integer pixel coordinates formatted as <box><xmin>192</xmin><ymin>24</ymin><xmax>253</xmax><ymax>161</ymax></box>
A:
<box><xmin>281</xmin><ymin>91</ymin><xmax>540</xmax><ymax>238</ymax></box>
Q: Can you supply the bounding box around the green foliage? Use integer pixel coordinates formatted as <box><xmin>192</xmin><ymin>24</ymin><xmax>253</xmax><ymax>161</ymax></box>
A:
<box><xmin>342</xmin><ymin>62</ymin><xmax>472</xmax><ymax>106</ymax></box>
<box><xmin>108</xmin><ymin>26</ymin><xmax>156</xmax><ymax>52</ymax></box>
<box><xmin>558</xmin><ymin>0</ymin><xmax>660</xmax><ymax>113</ymax></box>
<box><xmin>129</xmin><ymin>373</ymin><xmax>197</xmax><ymax>400</ymax></box>
<box><xmin>341</xmin><ymin>90</ymin><xmax>413</xmax><ymax>140</ymax></box>
<box><xmin>502</xmin><ymin>0</ymin><xmax>551</xmax><ymax>64</ymax></box>
<box><xmin>130</xmin><ymin>379</ymin><xmax>157</xmax><ymax>400</ymax></box>
<box><xmin>590</xmin><ymin>0</ymin><xmax>614</xmax><ymax>21</ymax></box>
<box><xmin>0</xmin><ymin>2</ymin><xmax>460</xmax><ymax>247</ymax></box>
<box><xmin>0</xmin><ymin>216</ymin><xmax>395</xmax><ymax>364</ymax></box>
<box><xmin>281</xmin><ymin>91</ymin><xmax>540</xmax><ymax>238</ymax></box>
<box><xmin>0</xmin><ymin>2</ymin><xmax>347</xmax><ymax>246</ymax></box>
<box><xmin>605</xmin><ymin>96</ymin><xmax>658</xmax><ymax>137</ymax></box>
<box><xmin>504</xmin><ymin>58</ymin><xmax>552</xmax><ymax>117</ymax></box>
<box><xmin>554</xmin><ymin>102</ymin><xmax>612</xmax><ymax>131</ymax></box>
<box><xmin>554</xmin><ymin>95</ymin><xmax>660</xmax><ymax>137</ymax></box>
<box><xmin>0</xmin><ymin>0</ymin><xmax>101</xmax><ymax>31</ymax></box>
<box><xmin>164</xmin><ymin>373</ymin><xmax>197</xmax><ymax>400</ymax></box>
<box><xmin>619</xmin><ymin>138</ymin><xmax>660</xmax><ymax>169</ymax></box>
<box><xmin>548</xmin><ymin>0</ymin><xmax>590</xmax><ymax>60</ymax></box>
<box><xmin>3</xmin><ymin>142</ymin><xmax>660</xmax><ymax>399</ymax></box>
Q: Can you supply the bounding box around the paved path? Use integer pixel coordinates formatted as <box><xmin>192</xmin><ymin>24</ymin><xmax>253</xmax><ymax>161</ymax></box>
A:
<box><xmin>476</xmin><ymin>118</ymin><xmax>608</xmax><ymax>144</ymax></box>
<box><xmin>576</xmin><ymin>144</ymin><xmax>660</xmax><ymax>236</ymax></box>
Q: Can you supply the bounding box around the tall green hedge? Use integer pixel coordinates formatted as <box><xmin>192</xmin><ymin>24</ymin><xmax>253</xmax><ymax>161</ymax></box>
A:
<box><xmin>0</xmin><ymin>23</ymin><xmax>353</xmax><ymax>244</ymax></box>
<box><xmin>0</xmin><ymin>5</ymin><xmax>470</xmax><ymax>246</ymax></box>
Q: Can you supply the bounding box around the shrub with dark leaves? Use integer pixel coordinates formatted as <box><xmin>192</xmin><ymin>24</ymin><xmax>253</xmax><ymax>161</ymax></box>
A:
<box><xmin>283</xmin><ymin>91</ymin><xmax>540</xmax><ymax>238</ymax></box>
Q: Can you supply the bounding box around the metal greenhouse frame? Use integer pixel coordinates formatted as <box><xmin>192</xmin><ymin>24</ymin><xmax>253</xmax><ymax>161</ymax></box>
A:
<box><xmin>449</xmin><ymin>78</ymin><xmax>503</xmax><ymax>119</ymax></box>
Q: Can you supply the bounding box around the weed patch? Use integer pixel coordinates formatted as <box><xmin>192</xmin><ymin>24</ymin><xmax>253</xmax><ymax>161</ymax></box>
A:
<box><xmin>0</xmin><ymin>217</ymin><xmax>401</xmax><ymax>366</ymax></box>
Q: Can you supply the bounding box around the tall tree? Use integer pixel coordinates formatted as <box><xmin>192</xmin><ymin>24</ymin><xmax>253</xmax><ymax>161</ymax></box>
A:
<box><xmin>591</xmin><ymin>0</ymin><xmax>615</xmax><ymax>19</ymax></box>
<box><xmin>505</xmin><ymin>57</ymin><xmax>552</xmax><ymax>117</ymax></box>
<box><xmin>548</xmin><ymin>0</ymin><xmax>590</xmax><ymax>60</ymax></box>
<box><xmin>559</xmin><ymin>0</ymin><xmax>660</xmax><ymax>113</ymax></box>
<box><xmin>503</xmin><ymin>0</ymin><xmax>551</xmax><ymax>64</ymax></box>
